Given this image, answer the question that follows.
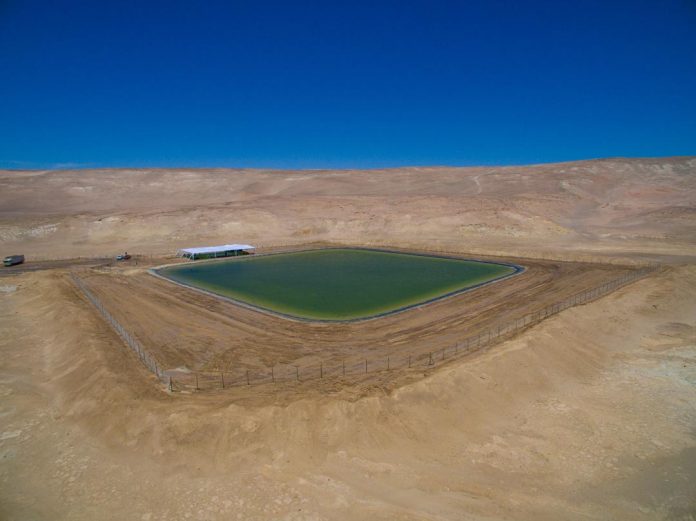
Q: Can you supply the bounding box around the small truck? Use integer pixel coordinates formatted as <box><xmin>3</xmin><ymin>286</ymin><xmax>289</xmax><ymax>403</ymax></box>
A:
<box><xmin>116</xmin><ymin>252</ymin><xmax>132</xmax><ymax>261</ymax></box>
<box><xmin>3</xmin><ymin>254</ymin><xmax>25</xmax><ymax>267</ymax></box>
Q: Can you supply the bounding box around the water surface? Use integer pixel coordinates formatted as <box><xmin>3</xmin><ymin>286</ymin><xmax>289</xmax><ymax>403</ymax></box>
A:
<box><xmin>157</xmin><ymin>248</ymin><xmax>518</xmax><ymax>320</ymax></box>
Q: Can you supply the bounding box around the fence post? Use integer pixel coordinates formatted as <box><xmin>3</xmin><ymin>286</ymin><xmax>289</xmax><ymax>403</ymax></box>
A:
<box><xmin>408</xmin><ymin>355</ymin><xmax>412</xmax><ymax>368</ymax></box>
<box><xmin>221</xmin><ymin>372</ymin><xmax>225</xmax><ymax>389</ymax></box>
<box><xmin>387</xmin><ymin>356</ymin><xmax>390</xmax><ymax>370</ymax></box>
<box><xmin>429</xmin><ymin>352</ymin><xmax>433</xmax><ymax>365</ymax></box>
<box><xmin>271</xmin><ymin>366</ymin><xmax>275</xmax><ymax>383</ymax></box>
<box><xmin>246</xmin><ymin>369</ymin><xmax>250</xmax><ymax>385</ymax></box>
<box><xmin>168</xmin><ymin>376</ymin><xmax>172</xmax><ymax>392</ymax></box>
<box><xmin>195</xmin><ymin>373</ymin><xmax>199</xmax><ymax>391</ymax></box>
<box><xmin>296</xmin><ymin>365</ymin><xmax>299</xmax><ymax>381</ymax></box>
<box><xmin>320</xmin><ymin>362</ymin><xmax>323</xmax><ymax>378</ymax></box>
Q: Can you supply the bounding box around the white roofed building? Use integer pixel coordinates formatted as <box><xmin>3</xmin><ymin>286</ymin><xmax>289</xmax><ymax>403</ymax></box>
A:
<box><xmin>176</xmin><ymin>244</ymin><xmax>256</xmax><ymax>260</ymax></box>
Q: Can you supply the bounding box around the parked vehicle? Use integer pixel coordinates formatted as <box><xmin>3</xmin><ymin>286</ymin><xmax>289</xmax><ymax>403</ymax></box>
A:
<box><xmin>3</xmin><ymin>254</ymin><xmax>25</xmax><ymax>267</ymax></box>
<box><xmin>116</xmin><ymin>252</ymin><xmax>132</xmax><ymax>261</ymax></box>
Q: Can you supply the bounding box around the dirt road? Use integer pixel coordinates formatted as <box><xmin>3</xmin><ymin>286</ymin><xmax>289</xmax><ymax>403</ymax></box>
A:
<box><xmin>0</xmin><ymin>257</ymin><xmax>110</xmax><ymax>276</ymax></box>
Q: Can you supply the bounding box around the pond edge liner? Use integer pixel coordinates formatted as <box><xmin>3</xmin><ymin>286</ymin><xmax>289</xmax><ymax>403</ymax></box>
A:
<box><xmin>148</xmin><ymin>246</ymin><xmax>526</xmax><ymax>324</ymax></box>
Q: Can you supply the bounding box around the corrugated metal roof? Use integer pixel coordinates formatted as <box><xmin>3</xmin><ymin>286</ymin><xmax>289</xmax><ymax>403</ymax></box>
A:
<box><xmin>177</xmin><ymin>244</ymin><xmax>256</xmax><ymax>255</ymax></box>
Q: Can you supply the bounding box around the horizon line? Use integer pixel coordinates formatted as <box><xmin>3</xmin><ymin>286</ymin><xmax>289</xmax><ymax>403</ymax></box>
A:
<box><xmin>0</xmin><ymin>154</ymin><xmax>694</xmax><ymax>172</ymax></box>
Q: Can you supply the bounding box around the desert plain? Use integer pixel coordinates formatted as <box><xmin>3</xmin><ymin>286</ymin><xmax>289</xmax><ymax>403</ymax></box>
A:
<box><xmin>1</xmin><ymin>157</ymin><xmax>695</xmax><ymax>520</ymax></box>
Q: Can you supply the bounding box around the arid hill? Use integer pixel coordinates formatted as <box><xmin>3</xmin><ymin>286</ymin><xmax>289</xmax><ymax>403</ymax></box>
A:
<box><xmin>1</xmin><ymin>157</ymin><xmax>695</xmax><ymax>520</ymax></box>
<box><xmin>1</xmin><ymin>157</ymin><xmax>695</xmax><ymax>262</ymax></box>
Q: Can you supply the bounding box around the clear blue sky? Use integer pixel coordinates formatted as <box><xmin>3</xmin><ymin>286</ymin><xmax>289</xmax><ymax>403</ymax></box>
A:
<box><xmin>1</xmin><ymin>0</ymin><xmax>695</xmax><ymax>169</ymax></box>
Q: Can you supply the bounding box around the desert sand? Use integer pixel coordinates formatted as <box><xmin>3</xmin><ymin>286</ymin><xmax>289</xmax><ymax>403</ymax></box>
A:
<box><xmin>1</xmin><ymin>157</ymin><xmax>694</xmax><ymax>262</ymax></box>
<box><xmin>1</xmin><ymin>157</ymin><xmax>695</xmax><ymax>520</ymax></box>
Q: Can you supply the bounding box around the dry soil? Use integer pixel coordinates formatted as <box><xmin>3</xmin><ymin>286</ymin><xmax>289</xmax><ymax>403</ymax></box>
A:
<box><xmin>1</xmin><ymin>158</ymin><xmax>695</xmax><ymax>520</ymax></box>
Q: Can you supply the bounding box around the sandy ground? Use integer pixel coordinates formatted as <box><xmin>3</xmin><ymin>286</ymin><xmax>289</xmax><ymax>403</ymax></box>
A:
<box><xmin>76</xmin><ymin>255</ymin><xmax>632</xmax><ymax>379</ymax></box>
<box><xmin>1</xmin><ymin>157</ymin><xmax>695</xmax><ymax>262</ymax></box>
<box><xmin>1</xmin><ymin>157</ymin><xmax>695</xmax><ymax>520</ymax></box>
<box><xmin>1</xmin><ymin>263</ymin><xmax>695</xmax><ymax>520</ymax></box>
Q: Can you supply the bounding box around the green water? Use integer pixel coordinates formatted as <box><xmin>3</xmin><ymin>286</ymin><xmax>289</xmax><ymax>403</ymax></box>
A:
<box><xmin>157</xmin><ymin>248</ymin><xmax>518</xmax><ymax>320</ymax></box>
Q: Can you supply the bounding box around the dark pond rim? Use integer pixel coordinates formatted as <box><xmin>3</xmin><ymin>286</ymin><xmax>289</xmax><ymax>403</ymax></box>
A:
<box><xmin>149</xmin><ymin>247</ymin><xmax>526</xmax><ymax>323</ymax></box>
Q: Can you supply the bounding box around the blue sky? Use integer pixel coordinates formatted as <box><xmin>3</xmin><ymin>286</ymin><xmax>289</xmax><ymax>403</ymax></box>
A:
<box><xmin>1</xmin><ymin>0</ymin><xmax>695</xmax><ymax>169</ymax></box>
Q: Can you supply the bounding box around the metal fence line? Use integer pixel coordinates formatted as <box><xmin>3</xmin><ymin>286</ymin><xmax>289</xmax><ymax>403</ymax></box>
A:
<box><xmin>27</xmin><ymin>255</ymin><xmax>114</xmax><ymax>262</ymax></box>
<box><xmin>21</xmin><ymin>240</ymin><xmax>658</xmax><ymax>265</ymax></box>
<box><xmin>70</xmin><ymin>273</ymin><xmax>164</xmax><ymax>381</ymax></box>
<box><xmin>71</xmin><ymin>265</ymin><xmax>657</xmax><ymax>393</ymax></box>
<box><xmin>22</xmin><ymin>243</ymin><xmax>312</xmax><ymax>263</ymax></box>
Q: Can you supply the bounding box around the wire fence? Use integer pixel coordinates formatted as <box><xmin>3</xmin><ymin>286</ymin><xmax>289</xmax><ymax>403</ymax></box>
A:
<box><xmin>26</xmin><ymin>254</ymin><xmax>116</xmax><ymax>262</ymax></box>
<box><xmin>359</xmin><ymin>243</ymin><xmax>662</xmax><ymax>266</ymax></box>
<box><xmin>22</xmin><ymin>243</ymin><xmax>312</xmax><ymax>263</ymax></box>
<box><xmin>70</xmin><ymin>273</ymin><xmax>165</xmax><ymax>382</ymax></box>
<box><xmin>19</xmin><ymin>238</ymin><xmax>663</xmax><ymax>267</ymax></box>
<box><xmin>71</xmin><ymin>265</ymin><xmax>657</xmax><ymax>393</ymax></box>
